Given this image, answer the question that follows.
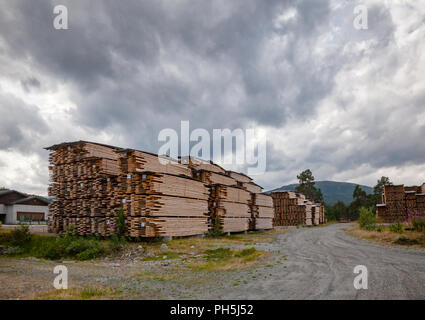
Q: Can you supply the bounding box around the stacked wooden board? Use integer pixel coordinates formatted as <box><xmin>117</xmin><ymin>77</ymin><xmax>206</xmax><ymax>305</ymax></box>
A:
<box><xmin>249</xmin><ymin>193</ymin><xmax>274</xmax><ymax>230</ymax></box>
<box><xmin>45</xmin><ymin>141</ymin><xmax>122</xmax><ymax>236</ymax></box>
<box><xmin>209</xmin><ymin>184</ymin><xmax>251</xmax><ymax>233</ymax></box>
<box><xmin>376</xmin><ymin>184</ymin><xmax>425</xmax><ymax>223</ymax></box>
<box><xmin>271</xmin><ymin>191</ymin><xmax>325</xmax><ymax>226</ymax></box>
<box><xmin>121</xmin><ymin>172</ymin><xmax>209</xmax><ymax>237</ymax></box>
<box><xmin>46</xmin><ymin>141</ymin><xmax>271</xmax><ymax>238</ymax></box>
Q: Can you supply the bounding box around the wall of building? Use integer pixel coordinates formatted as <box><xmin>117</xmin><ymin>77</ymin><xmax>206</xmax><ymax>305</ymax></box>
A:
<box><xmin>5</xmin><ymin>204</ymin><xmax>49</xmax><ymax>224</ymax></box>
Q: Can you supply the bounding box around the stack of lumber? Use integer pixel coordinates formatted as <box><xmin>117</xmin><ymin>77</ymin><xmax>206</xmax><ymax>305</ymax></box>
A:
<box><xmin>46</xmin><ymin>140</ymin><xmax>270</xmax><ymax>237</ymax></box>
<box><xmin>194</xmin><ymin>170</ymin><xmax>237</xmax><ymax>186</ymax></box>
<box><xmin>45</xmin><ymin>141</ymin><xmax>122</xmax><ymax>236</ymax></box>
<box><xmin>377</xmin><ymin>184</ymin><xmax>425</xmax><ymax>223</ymax></box>
<box><xmin>319</xmin><ymin>205</ymin><xmax>326</xmax><ymax>224</ymax></box>
<box><xmin>180</xmin><ymin>156</ymin><xmax>226</xmax><ymax>174</ymax></box>
<box><xmin>241</xmin><ymin>182</ymin><xmax>263</xmax><ymax>194</ymax></box>
<box><xmin>118</xmin><ymin>149</ymin><xmax>192</xmax><ymax>177</ymax></box>
<box><xmin>312</xmin><ymin>205</ymin><xmax>320</xmax><ymax>226</ymax></box>
<box><xmin>304</xmin><ymin>200</ymin><xmax>313</xmax><ymax>226</ymax></box>
<box><xmin>121</xmin><ymin>172</ymin><xmax>209</xmax><ymax>237</ymax></box>
<box><xmin>271</xmin><ymin>191</ymin><xmax>325</xmax><ymax>226</ymax></box>
<box><xmin>249</xmin><ymin>193</ymin><xmax>274</xmax><ymax>230</ymax></box>
<box><xmin>209</xmin><ymin>185</ymin><xmax>251</xmax><ymax>233</ymax></box>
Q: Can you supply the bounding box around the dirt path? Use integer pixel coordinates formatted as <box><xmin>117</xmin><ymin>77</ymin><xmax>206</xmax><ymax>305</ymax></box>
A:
<box><xmin>211</xmin><ymin>223</ymin><xmax>425</xmax><ymax>299</ymax></box>
<box><xmin>1</xmin><ymin>224</ymin><xmax>425</xmax><ymax>299</ymax></box>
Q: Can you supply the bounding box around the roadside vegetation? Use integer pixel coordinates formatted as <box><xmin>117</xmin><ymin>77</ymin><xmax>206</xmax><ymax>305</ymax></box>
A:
<box><xmin>348</xmin><ymin>207</ymin><xmax>425</xmax><ymax>248</ymax></box>
<box><xmin>0</xmin><ymin>224</ymin><xmax>124</xmax><ymax>260</ymax></box>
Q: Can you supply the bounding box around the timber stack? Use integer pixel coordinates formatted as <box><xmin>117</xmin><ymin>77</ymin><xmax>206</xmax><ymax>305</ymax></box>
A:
<box><xmin>249</xmin><ymin>193</ymin><xmax>274</xmax><ymax>230</ymax></box>
<box><xmin>271</xmin><ymin>191</ymin><xmax>325</xmax><ymax>226</ymax></box>
<box><xmin>209</xmin><ymin>184</ymin><xmax>251</xmax><ymax>233</ymax></box>
<box><xmin>46</xmin><ymin>141</ymin><xmax>271</xmax><ymax>238</ymax></box>
<box><xmin>46</xmin><ymin>141</ymin><xmax>122</xmax><ymax>236</ymax></box>
<box><xmin>376</xmin><ymin>184</ymin><xmax>425</xmax><ymax>223</ymax></box>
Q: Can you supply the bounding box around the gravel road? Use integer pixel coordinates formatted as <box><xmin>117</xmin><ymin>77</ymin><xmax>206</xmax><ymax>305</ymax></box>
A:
<box><xmin>212</xmin><ymin>223</ymin><xmax>425</xmax><ymax>299</ymax></box>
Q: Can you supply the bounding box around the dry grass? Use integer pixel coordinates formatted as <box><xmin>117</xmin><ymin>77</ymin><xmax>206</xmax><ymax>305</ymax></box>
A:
<box><xmin>347</xmin><ymin>224</ymin><xmax>425</xmax><ymax>249</ymax></box>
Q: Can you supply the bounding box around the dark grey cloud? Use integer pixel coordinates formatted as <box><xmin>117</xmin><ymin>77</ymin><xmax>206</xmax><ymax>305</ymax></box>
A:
<box><xmin>0</xmin><ymin>0</ymin><xmax>423</xmax><ymax>193</ymax></box>
<box><xmin>21</xmin><ymin>77</ymin><xmax>41</xmax><ymax>92</ymax></box>
<box><xmin>0</xmin><ymin>0</ymin><xmax>336</xmax><ymax>144</ymax></box>
<box><xmin>0</xmin><ymin>91</ymin><xmax>49</xmax><ymax>152</ymax></box>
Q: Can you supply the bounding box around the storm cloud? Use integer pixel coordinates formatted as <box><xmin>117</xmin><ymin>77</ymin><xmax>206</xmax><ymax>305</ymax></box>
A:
<box><xmin>0</xmin><ymin>0</ymin><xmax>424</xmax><ymax>195</ymax></box>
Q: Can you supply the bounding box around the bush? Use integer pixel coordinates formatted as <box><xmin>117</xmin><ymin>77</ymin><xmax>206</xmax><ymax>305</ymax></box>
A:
<box><xmin>206</xmin><ymin>217</ymin><xmax>225</xmax><ymax>237</ymax></box>
<box><xmin>376</xmin><ymin>225</ymin><xmax>385</xmax><ymax>232</ymax></box>
<box><xmin>358</xmin><ymin>207</ymin><xmax>376</xmax><ymax>230</ymax></box>
<box><xmin>412</xmin><ymin>218</ymin><xmax>425</xmax><ymax>232</ymax></box>
<box><xmin>389</xmin><ymin>221</ymin><xmax>403</xmax><ymax>234</ymax></box>
<box><xmin>9</xmin><ymin>224</ymin><xmax>33</xmax><ymax>247</ymax></box>
<box><xmin>115</xmin><ymin>209</ymin><xmax>127</xmax><ymax>238</ymax></box>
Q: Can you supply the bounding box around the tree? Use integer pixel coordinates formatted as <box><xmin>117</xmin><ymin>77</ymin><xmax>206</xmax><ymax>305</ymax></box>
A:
<box><xmin>295</xmin><ymin>169</ymin><xmax>323</xmax><ymax>202</ymax></box>
<box><xmin>373</xmin><ymin>176</ymin><xmax>392</xmax><ymax>195</ymax></box>
<box><xmin>353</xmin><ymin>185</ymin><xmax>368</xmax><ymax>203</ymax></box>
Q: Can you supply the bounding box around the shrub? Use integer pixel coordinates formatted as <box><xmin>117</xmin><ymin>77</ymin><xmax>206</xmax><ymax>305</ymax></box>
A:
<box><xmin>9</xmin><ymin>224</ymin><xmax>33</xmax><ymax>247</ymax></box>
<box><xmin>376</xmin><ymin>225</ymin><xmax>385</xmax><ymax>232</ymax></box>
<box><xmin>358</xmin><ymin>207</ymin><xmax>376</xmax><ymax>230</ymax></box>
<box><xmin>115</xmin><ymin>209</ymin><xmax>127</xmax><ymax>238</ymax></box>
<box><xmin>412</xmin><ymin>218</ymin><xmax>425</xmax><ymax>233</ymax></box>
<box><xmin>206</xmin><ymin>217</ymin><xmax>225</xmax><ymax>237</ymax></box>
<box><xmin>389</xmin><ymin>221</ymin><xmax>403</xmax><ymax>234</ymax></box>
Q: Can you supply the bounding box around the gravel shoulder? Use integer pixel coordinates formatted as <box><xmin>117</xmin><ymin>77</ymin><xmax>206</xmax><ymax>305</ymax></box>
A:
<box><xmin>1</xmin><ymin>224</ymin><xmax>424</xmax><ymax>300</ymax></box>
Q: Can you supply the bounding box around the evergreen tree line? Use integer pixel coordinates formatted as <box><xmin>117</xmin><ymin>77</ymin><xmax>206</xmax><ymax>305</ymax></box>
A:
<box><xmin>294</xmin><ymin>170</ymin><xmax>392</xmax><ymax>221</ymax></box>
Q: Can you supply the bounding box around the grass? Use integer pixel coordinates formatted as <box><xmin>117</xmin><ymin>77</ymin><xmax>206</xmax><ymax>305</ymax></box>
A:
<box><xmin>189</xmin><ymin>247</ymin><xmax>267</xmax><ymax>271</ymax></box>
<box><xmin>34</xmin><ymin>286</ymin><xmax>117</xmax><ymax>300</ymax></box>
<box><xmin>347</xmin><ymin>224</ymin><xmax>425</xmax><ymax>249</ymax></box>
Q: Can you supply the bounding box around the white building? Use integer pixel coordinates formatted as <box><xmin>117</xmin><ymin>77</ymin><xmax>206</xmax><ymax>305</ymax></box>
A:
<box><xmin>0</xmin><ymin>190</ymin><xmax>50</xmax><ymax>224</ymax></box>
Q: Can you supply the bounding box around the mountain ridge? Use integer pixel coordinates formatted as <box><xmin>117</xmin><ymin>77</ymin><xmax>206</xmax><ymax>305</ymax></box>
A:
<box><xmin>268</xmin><ymin>180</ymin><xmax>373</xmax><ymax>205</ymax></box>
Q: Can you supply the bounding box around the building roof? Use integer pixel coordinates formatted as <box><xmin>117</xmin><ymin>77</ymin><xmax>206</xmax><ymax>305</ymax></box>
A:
<box><xmin>0</xmin><ymin>189</ymin><xmax>27</xmax><ymax>197</ymax></box>
<box><xmin>8</xmin><ymin>196</ymin><xmax>50</xmax><ymax>205</ymax></box>
<box><xmin>0</xmin><ymin>189</ymin><xmax>50</xmax><ymax>205</ymax></box>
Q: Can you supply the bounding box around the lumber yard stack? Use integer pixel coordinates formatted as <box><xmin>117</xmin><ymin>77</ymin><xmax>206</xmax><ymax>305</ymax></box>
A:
<box><xmin>376</xmin><ymin>183</ymin><xmax>425</xmax><ymax>223</ymax></box>
<box><xmin>249</xmin><ymin>193</ymin><xmax>274</xmax><ymax>230</ymax></box>
<box><xmin>46</xmin><ymin>141</ymin><xmax>271</xmax><ymax>238</ymax></box>
<box><xmin>209</xmin><ymin>184</ymin><xmax>251</xmax><ymax>233</ymax></box>
<box><xmin>46</xmin><ymin>141</ymin><xmax>122</xmax><ymax>235</ymax></box>
<box><xmin>271</xmin><ymin>191</ymin><xmax>326</xmax><ymax>227</ymax></box>
<box><xmin>119</xmin><ymin>171</ymin><xmax>209</xmax><ymax>237</ymax></box>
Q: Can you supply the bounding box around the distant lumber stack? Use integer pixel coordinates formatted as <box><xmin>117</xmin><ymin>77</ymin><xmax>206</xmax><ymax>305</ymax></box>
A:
<box><xmin>376</xmin><ymin>184</ymin><xmax>425</xmax><ymax>223</ymax></box>
<box><xmin>271</xmin><ymin>191</ymin><xmax>325</xmax><ymax>227</ymax></box>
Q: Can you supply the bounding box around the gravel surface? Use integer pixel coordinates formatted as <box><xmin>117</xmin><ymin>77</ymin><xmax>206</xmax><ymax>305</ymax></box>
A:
<box><xmin>1</xmin><ymin>223</ymin><xmax>424</xmax><ymax>299</ymax></box>
<box><xmin>210</xmin><ymin>223</ymin><xmax>425</xmax><ymax>299</ymax></box>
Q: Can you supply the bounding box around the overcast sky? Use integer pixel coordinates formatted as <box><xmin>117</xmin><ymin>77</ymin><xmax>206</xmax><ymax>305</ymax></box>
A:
<box><xmin>0</xmin><ymin>0</ymin><xmax>424</xmax><ymax>196</ymax></box>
